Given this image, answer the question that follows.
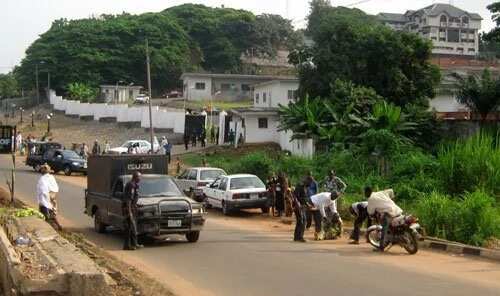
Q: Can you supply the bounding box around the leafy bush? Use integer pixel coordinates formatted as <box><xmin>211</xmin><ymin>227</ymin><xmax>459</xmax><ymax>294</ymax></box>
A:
<box><xmin>67</xmin><ymin>82</ymin><xmax>98</xmax><ymax>103</ymax></box>
<box><xmin>234</xmin><ymin>152</ymin><xmax>275</xmax><ymax>181</ymax></box>
<box><xmin>416</xmin><ymin>190</ymin><xmax>500</xmax><ymax>246</ymax></box>
<box><xmin>437</xmin><ymin>132</ymin><xmax>500</xmax><ymax>198</ymax></box>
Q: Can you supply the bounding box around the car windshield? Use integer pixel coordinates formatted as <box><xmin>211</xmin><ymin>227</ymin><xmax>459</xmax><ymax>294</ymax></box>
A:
<box><xmin>200</xmin><ymin>169</ymin><xmax>225</xmax><ymax>181</ymax></box>
<box><xmin>230</xmin><ymin>176</ymin><xmax>265</xmax><ymax>190</ymax></box>
<box><xmin>136</xmin><ymin>177</ymin><xmax>183</xmax><ymax>197</ymax></box>
<box><xmin>62</xmin><ymin>150</ymin><xmax>81</xmax><ymax>159</ymax></box>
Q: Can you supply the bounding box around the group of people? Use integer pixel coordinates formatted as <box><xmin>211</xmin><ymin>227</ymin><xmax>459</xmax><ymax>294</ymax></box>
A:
<box><xmin>280</xmin><ymin>169</ymin><xmax>401</xmax><ymax>251</ymax></box>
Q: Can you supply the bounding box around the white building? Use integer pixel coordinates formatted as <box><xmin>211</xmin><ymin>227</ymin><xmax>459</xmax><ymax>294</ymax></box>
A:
<box><xmin>100</xmin><ymin>85</ymin><xmax>143</xmax><ymax>104</ymax></box>
<box><xmin>378</xmin><ymin>3</ymin><xmax>482</xmax><ymax>56</ymax></box>
<box><xmin>180</xmin><ymin>73</ymin><xmax>296</xmax><ymax>102</ymax></box>
<box><xmin>228</xmin><ymin>79</ymin><xmax>315</xmax><ymax>158</ymax></box>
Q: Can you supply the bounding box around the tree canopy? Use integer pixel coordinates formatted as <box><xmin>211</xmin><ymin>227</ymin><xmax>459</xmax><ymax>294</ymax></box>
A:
<box><xmin>0</xmin><ymin>73</ymin><xmax>19</xmax><ymax>99</ymax></box>
<box><xmin>14</xmin><ymin>4</ymin><xmax>299</xmax><ymax>95</ymax></box>
<box><xmin>291</xmin><ymin>3</ymin><xmax>441</xmax><ymax>107</ymax></box>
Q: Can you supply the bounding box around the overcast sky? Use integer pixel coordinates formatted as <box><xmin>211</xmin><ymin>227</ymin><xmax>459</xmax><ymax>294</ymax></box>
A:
<box><xmin>0</xmin><ymin>0</ymin><xmax>495</xmax><ymax>74</ymax></box>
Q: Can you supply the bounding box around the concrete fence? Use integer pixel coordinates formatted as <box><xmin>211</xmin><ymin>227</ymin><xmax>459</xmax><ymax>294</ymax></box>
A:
<box><xmin>49</xmin><ymin>90</ymin><xmax>185</xmax><ymax>133</ymax></box>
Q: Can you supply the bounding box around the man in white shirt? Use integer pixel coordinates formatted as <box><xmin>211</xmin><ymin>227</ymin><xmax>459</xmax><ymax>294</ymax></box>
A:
<box><xmin>310</xmin><ymin>192</ymin><xmax>340</xmax><ymax>240</ymax></box>
<box><xmin>366</xmin><ymin>187</ymin><xmax>402</xmax><ymax>251</ymax></box>
<box><xmin>36</xmin><ymin>164</ymin><xmax>62</xmax><ymax>230</ymax></box>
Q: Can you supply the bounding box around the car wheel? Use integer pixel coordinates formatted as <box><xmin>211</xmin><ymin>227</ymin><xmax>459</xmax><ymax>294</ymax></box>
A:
<box><xmin>63</xmin><ymin>165</ymin><xmax>72</xmax><ymax>176</ymax></box>
<box><xmin>186</xmin><ymin>231</ymin><xmax>200</xmax><ymax>243</ymax></box>
<box><xmin>261</xmin><ymin>206</ymin><xmax>270</xmax><ymax>214</ymax></box>
<box><xmin>222</xmin><ymin>201</ymin><xmax>230</xmax><ymax>215</ymax></box>
<box><xmin>94</xmin><ymin>210</ymin><xmax>107</xmax><ymax>233</ymax></box>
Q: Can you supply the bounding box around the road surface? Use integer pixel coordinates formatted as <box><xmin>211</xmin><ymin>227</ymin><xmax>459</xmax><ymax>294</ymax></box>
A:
<box><xmin>2</xmin><ymin>155</ymin><xmax>500</xmax><ymax>296</ymax></box>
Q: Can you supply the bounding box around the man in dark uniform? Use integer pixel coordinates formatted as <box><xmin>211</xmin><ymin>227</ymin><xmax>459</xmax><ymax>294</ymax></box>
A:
<box><xmin>123</xmin><ymin>171</ymin><xmax>143</xmax><ymax>250</ymax></box>
<box><xmin>293</xmin><ymin>183</ymin><xmax>313</xmax><ymax>242</ymax></box>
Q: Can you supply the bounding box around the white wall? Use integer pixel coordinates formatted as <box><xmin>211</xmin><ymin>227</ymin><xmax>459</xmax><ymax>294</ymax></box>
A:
<box><xmin>184</xmin><ymin>77</ymin><xmax>212</xmax><ymax>101</ymax></box>
<box><xmin>430</xmin><ymin>94</ymin><xmax>469</xmax><ymax>112</ymax></box>
<box><xmin>49</xmin><ymin>91</ymin><xmax>185</xmax><ymax>133</ymax></box>
<box><xmin>254</xmin><ymin>81</ymin><xmax>299</xmax><ymax>108</ymax></box>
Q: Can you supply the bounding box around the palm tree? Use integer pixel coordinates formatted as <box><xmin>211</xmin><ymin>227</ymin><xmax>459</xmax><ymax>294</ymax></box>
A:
<box><xmin>452</xmin><ymin>69</ymin><xmax>500</xmax><ymax>123</ymax></box>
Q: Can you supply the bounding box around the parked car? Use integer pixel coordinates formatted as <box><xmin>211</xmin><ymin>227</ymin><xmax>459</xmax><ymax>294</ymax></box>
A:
<box><xmin>203</xmin><ymin>174</ymin><xmax>269</xmax><ymax>215</ymax></box>
<box><xmin>85</xmin><ymin>154</ymin><xmax>205</xmax><ymax>242</ymax></box>
<box><xmin>175</xmin><ymin>167</ymin><xmax>227</xmax><ymax>202</ymax></box>
<box><xmin>108</xmin><ymin>140</ymin><xmax>159</xmax><ymax>154</ymax></box>
<box><xmin>134</xmin><ymin>94</ymin><xmax>150</xmax><ymax>104</ymax></box>
<box><xmin>43</xmin><ymin>149</ymin><xmax>87</xmax><ymax>176</ymax></box>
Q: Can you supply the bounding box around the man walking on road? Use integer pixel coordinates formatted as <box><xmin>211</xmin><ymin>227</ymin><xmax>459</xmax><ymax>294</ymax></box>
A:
<box><xmin>36</xmin><ymin>164</ymin><xmax>62</xmax><ymax>231</ymax></box>
<box><xmin>123</xmin><ymin>171</ymin><xmax>143</xmax><ymax>250</ymax></box>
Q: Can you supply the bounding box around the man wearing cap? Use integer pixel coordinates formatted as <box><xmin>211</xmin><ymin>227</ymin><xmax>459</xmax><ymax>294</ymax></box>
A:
<box><xmin>36</xmin><ymin>164</ymin><xmax>62</xmax><ymax>230</ymax></box>
<box><xmin>123</xmin><ymin>171</ymin><xmax>143</xmax><ymax>250</ymax></box>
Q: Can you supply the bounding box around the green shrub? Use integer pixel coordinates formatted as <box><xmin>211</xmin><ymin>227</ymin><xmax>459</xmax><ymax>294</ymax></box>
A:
<box><xmin>416</xmin><ymin>190</ymin><xmax>500</xmax><ymax>246</ymax></box>
<box><xmin>437</xmin><ymin>132</ymin><xmax>500</xmax><ymax>198</ymax></box>
<box><xmin>234</xmin><ymin>152</ymin><xmax>275</xmax><ymax>181</ymax></box>
<box><xmin>275</xmin><ymin>155</ymin><xmax>314</xmax><ymax>185</ymax></box>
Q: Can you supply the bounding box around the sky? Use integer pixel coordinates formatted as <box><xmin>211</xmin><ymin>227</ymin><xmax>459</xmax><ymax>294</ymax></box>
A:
<box><xmin>0</xmin><ymin>0</ymin><xmax>496</xmax><ymax>74</ymax></box>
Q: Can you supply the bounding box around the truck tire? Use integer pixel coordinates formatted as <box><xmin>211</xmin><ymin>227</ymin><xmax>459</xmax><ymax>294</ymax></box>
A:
<box><xmin>94</xmin><ymin>210</ymin><xmax>107</xmax><ymax>233</ymax></box>
<box><xmin>63</xmin><ymin>165</ymin><xmax>72</xmax><ymax>176</ymax></box>
<box><xmin>186</xmin><ymin>231</ymin><xmax>200</xmax><ymax>243</ymax></box>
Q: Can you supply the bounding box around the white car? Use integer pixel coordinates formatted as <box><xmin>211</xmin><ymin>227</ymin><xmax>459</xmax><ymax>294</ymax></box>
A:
<box><xmin>175</xmin><ymin>167</ymin><xmax>227</xmax><ymax>202</ymax></box>
<box><xmin>134</xmin><ymin>94</ymin><xmax>150</xmax><ymax>104</ymax></box>
<box><xmin>203</xmin><ymin>174</ymin><xmax>269</xmax><ymax>215</ymax></box>
<box><xmin>108</xmin><ymin>140</ymin><xmax>159</xmax><ymax>154</ymax></box>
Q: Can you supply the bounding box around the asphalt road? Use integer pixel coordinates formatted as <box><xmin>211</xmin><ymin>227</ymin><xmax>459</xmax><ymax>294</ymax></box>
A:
<box><xmin>3</xmin><ymin>155</ymin><xmax>500</xmax><ymax>296</ymax></box>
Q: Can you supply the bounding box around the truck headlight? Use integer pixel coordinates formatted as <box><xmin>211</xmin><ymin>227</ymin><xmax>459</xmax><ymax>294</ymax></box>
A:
<box><xmin>72</xmin><ymin>162</ymin><xmax>80</xmax><ymax>166</ymax></box>
<box><xmin>139</xmin><ymin>205</ymin><xmax>158</xmax><ymax>217</ymax></box>
<box><xmin>192</xmin><ymin>207</ymin><xmax>204</xmax><ymax>214</ymax></box>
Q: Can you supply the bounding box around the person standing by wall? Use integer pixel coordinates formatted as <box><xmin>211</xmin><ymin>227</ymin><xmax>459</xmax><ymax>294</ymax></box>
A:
<box><xmin>36</xmin><ymin>164</ymin><xmax>62</xmax><ymax>231</ymax></box>
<box><xmin>123</xmin><ymin>172</ymin><xmax>143</xmax><ymax>250</ymax></box>
<box><xmin>104</xmin><ymin>140</ymin><xmax>111</xmax><ymax>154</ymax></box>
<box><xmin>91</xmin><ymin>140</ymin><xmax>101</xmax><ymax>155</ymax></box>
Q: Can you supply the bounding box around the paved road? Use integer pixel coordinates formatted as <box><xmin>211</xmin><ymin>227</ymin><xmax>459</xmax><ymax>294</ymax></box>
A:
<box><xmin>3</xmin><ymin>155</ymin><xmax>500</xmax><ymax>296</ymax></box>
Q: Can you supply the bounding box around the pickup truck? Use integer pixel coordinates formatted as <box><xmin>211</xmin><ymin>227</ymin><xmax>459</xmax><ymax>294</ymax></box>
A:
<box><xmin>25</xmin><ymin>141</ymin><xmax>63</xmax><ymax>171</ymax></box>
<box><xmin>84</xmin><ymin>154</ymin><xmax>206</xmax><ymax>242</ymax></box>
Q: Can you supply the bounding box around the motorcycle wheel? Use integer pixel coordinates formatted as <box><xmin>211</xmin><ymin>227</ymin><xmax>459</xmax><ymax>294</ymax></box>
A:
<box><xmin>401</xmin><ymin>230</ymin><xmax>419</xmax><ymax>255</ymax></box>
<box><xmin>367</xmin><ymin>228</ymin><xmax>382</xmax><ymax>249</ymax></box>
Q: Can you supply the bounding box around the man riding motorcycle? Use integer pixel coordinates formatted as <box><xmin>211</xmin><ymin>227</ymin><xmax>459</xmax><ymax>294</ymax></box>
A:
<box><xmin>365</xmin><ymin>187</ymin><xmax>403</xmax><ymax>251</ymax></box>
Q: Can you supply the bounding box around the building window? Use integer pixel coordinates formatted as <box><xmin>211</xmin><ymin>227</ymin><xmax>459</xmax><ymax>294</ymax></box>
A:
<box><xmin>287</xmin><ymin>90</ymin><xmax>298</xmax><ymax>101</ymax></box>
<box><xmin>195</xmin><ymin>82</ymin><xmax>205</xmax><ymax>90</ymax></box>
<box><xmin>241</xmin><ymin>84</ymin><xmax>251</xmax><ymax>91</ymax></box>
<box><xmin>439</xmin><ymin>37</ymin><xmax>446</xmax><ymax>41</ymax></box>
<box><xmin>462</xmin><ymin>16</ymin><xmax>469</xmax><ymax>24</ymax></box>
<box><xmin>440</xmin><ymin>15</ymin><xmax>447</xmax><ymax>24</ymax></box>
<box><xmin>263</xmin><ymin>92</ymin><xmax>267</xmax><ymax>103</ymax></box>
<box><xmin>448</xmin><ymin>29</ymin><xmax>460</xmax><ymax>42</ymax></box>
<box><xmin>468</xmin><ymin>48</ymin><xmax>475</xmax><ymax>52</ymax></box>
<box><xmin>258</xmin><ymin>118</ymin><xmax>268</xmax><ymax>129</ymax></box>
<box><xmin>255</xmin><ymin>93</ymin><xmax>259</xmax><ymax>104</ymax></box>
<box><xmin>221</xmin><ymin>83</ymin><xmax>230</xmax><ymax>91</ymax></box>
<box><xmin>431</xmin><ymin>37</ymin><xmax>437</xmax><ymax>40</ymax></box>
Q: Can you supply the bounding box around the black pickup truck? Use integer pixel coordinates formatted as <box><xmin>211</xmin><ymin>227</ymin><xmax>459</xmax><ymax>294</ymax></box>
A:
<box><xmin>84</xmin><ymin>154</ymin><xmax>206</xmax><ymax>242</ymax></box>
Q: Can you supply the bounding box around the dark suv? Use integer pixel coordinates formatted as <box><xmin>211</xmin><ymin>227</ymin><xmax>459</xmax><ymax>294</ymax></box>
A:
<box><xmin>42</xmin><ymin>149</ymin><xmax>87</xmax><ymax>176</ymax></box>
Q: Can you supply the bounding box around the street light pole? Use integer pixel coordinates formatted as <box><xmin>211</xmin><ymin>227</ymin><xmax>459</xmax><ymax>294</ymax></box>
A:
<box><xmin>47</xmin><ymin>71</ymin><xmax>50</xmax><ymax>95</ymax></box>
<box><xmin>19</xmin><ymin>108</ymin><xmax>23</xmax><ymax>123</ymax></box>
<box><xmin>46</xmin><ymin>113</ymin><xmax>53</xmax><ymax>134</ymax></box>
<box><xmin>146</xmin><ymin>38</ymin><xmax>154</xmax><ymax>153</ymax></box>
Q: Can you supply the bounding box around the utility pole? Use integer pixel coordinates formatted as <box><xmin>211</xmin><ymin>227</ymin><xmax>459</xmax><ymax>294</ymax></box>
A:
<box><xmin>146</xmin><ymin>38</ymin><xmax>154</xmax><ymax>153</ymax></box>
<box><xmin>35</xmin><ymin>64</ymin><xmax>40</xmax><ymax>106</ymax></box>
<box><xmin>47</xmin><ymin>71</ymin><xmax>51</xmax><ymax>96</ymax></box>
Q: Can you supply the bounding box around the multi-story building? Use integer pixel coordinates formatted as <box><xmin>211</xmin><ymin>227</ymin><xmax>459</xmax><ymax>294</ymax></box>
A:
<box><xmin>378</xmin><ymin>3</ymin><xmax>482</xmax><ymax>56</ymax></box>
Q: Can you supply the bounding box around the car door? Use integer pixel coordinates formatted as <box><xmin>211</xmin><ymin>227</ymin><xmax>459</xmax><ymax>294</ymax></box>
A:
<box><xmin>52</xmin><ymin>151</ymin><xmax>64</xmax><ymax>172</ymax></box>
<box><xmin>216</xmin><ymin>177</ymin><xmax>229</xmax><ymax>208</ymax></box>
<box><xmin>186</xmin><ymin>169</ymin><xmax>198</xmax><ymax>192</ymax></box>
<box><xmin>205</xmin><ymin>178</ymin><xmax>221</xmax><ymax>207</ymax></box>
<box><xmin>43</xmin><ymin>150</ymin><xmax>55</xmax><ymax>169</ymax></box>
<box><xmin>108</xmin><ymin>178</ymin><xmax>125</xmax><ymax>227</ymax></box>
<box><xmin>140</xmin><ymin>141</ymin><xmax>149</xmax><ymax>153</ymax></box>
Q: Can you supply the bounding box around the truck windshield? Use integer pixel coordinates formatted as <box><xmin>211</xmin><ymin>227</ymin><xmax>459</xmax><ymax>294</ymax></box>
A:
<box><xmin>200</xmin><ymin>169</ymin><xmax>225</xmax><ymax>181</ymax></box>
<box><xmin>138</xmin><ymin>177</ymin><xmax>183</xmax><ymax>197</ymax></box>
<box><xmin>230</xmin><ymin>177</ymin><xmax>265</xmax><ymax>190</ymax></box>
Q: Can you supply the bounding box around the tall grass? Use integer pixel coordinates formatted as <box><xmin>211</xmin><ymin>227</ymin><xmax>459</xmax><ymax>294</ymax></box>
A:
<box><xmin>437</xmin><ymin>132</ymin><xmax>500</xmax><ymax>199</ymax></box>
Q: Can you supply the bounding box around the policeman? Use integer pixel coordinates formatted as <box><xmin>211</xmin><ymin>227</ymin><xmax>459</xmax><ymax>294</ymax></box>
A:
<box><xmin>123</xmin><ymin>171</ymin><xmax>143</xmax><ymax>250</ymax></box>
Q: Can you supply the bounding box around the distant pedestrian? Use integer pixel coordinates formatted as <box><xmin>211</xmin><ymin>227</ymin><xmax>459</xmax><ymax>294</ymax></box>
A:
<box><xmin>15</xmin><ymin>132</ymin><xmax>23</xmax><ymax>153</ymax></box>
<box><xmin>175</xmin><ymin>157</ymin><xmax>182</xmax><ymax>175</ymax></box>
<box><xmin>210</xmin><ymin>125</ymin><xmax>216</xmax><ymax>144</ymax></box>
<box><xmin>275</xmin><ymin>173</ymin><xmax>285</xmax><ymax>217</ymax></box>
<box><xmin>191</xmin><ymin>133</ymin><xmax>197</xmax><ymax>147</ymax></box>
<box><xmin>201</xmin><ymin>158</ymin><xmax>207</xmax><ymax>167</ymax></box>
<box><xmin>80</xmin><ymin>143</ymin><xmax>89</xmax><ymax>159</ymax></box>
<box><xmin>228</xmin><ymin>129</ymin><xmax>235</xmax><ymax>146</ymax></box>
<box><xmin>183</xmin><ymin>133</ymin><xmax>190</xmax><ymax>150</ymax></box>
<box><xmin>266</xmin><ymin>174</ymin><xmax>277</xmax><ymax>215</ymax></box>
<box><xmin>200</xmin><ymin>130</ymin><xmax>206</xmax><ymax>148</ymax></box>
<box><xmin>92</xmin><ymin>140</ymin><xmax>101</xmax><ymax>155</ymax></box>
<box><xmin>104</xmin><ymin>140</ymin><xmax>111</xmax><ymax>154</ymax></box>
<box><xmin>305</xmin><ymin>172</ymin><xmax>318</xmax><ymax>229</ymax></box>
<box><xmin>293</xmin><ymin>183</ymin><xmax>312</xmax><ymax>242</ymax></box>
<box><xmin>216</xmin><ymin>128</ymin><xmax>220</xmax><ymax>145</ymax></box>
<box><xmin>36</xmin><ymin>164</ymin><xmax>62</xmax><ymax>231</ymax></box>
<box><xmin>123</xmin><ymin>172</ymin><xmax>143</xmax><ymax>250</ymax></box>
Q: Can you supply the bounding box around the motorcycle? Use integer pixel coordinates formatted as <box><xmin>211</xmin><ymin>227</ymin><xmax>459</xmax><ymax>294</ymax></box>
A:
<box><xmin>366</xmin><ymin>214</ymin><xmax>424</xmax><ymax>255</ymax></box>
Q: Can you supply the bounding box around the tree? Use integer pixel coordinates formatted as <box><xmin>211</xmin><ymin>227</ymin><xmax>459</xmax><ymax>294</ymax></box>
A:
<box><xmin>67</xmin><ymin>82</ymin><xmax>98</xmax><ymax>103</ymax></box>
<box><xmin>293</xmin><ymin>4</ymin><xmax>441</xmax><ymax>107</ymax></box>
<box><xmin>252</xmin><ymin>14</ymin><xmax>302</xmax><ymax>57</ymax></box>
<box><xmin>0</xmin><ymin>73</ymin><xmax>19</xmax><ymax>99</ymax></box>
<box><xmin>452</xmin><ymin>69</ymin><xmax>500</xmax><ymax>122</ymax></box>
